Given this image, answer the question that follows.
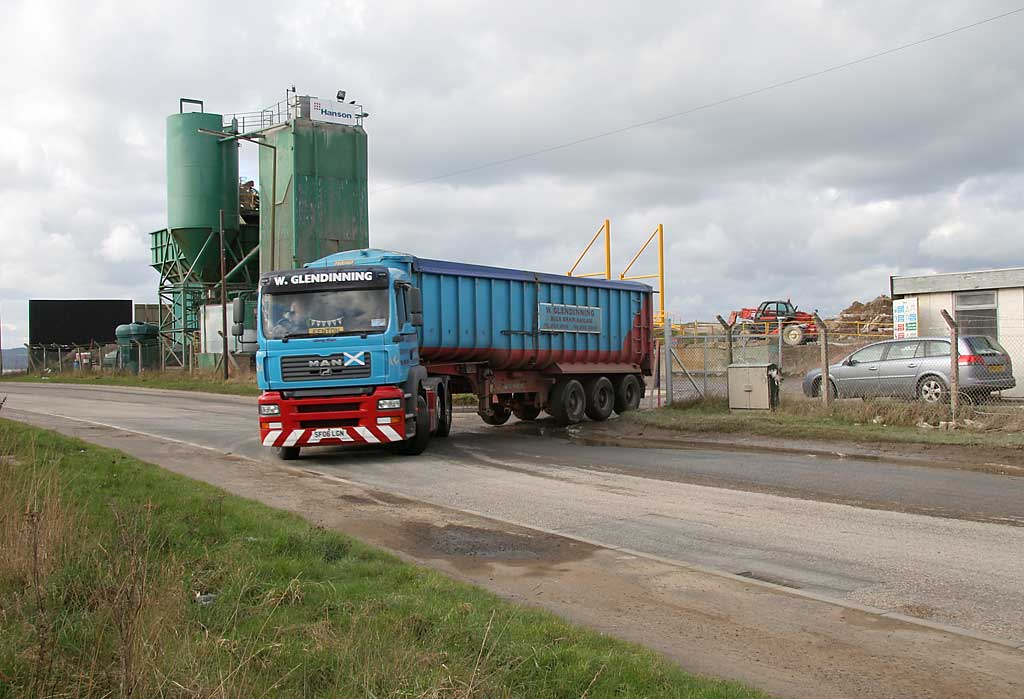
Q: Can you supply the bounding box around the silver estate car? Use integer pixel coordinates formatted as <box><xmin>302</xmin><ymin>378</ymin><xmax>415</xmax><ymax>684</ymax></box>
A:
<box><xmin>802</xmin><ymin>336</ymin><xmax>1015</xmax><ymax>403</ymax></box>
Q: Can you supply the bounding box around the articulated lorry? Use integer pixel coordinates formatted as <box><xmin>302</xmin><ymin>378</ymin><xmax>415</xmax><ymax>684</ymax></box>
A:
<box><xmin>244</xmin><ymin>248</ymin><xmax>653</xmax><ymax>459</ymax></box>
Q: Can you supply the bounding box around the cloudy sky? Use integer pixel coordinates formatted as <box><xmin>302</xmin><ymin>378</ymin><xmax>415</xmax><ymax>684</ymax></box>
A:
<box><xmin>2</xmin><ymin>0</ymin><xmax>1024</xmax><ymax>347</ymax></box>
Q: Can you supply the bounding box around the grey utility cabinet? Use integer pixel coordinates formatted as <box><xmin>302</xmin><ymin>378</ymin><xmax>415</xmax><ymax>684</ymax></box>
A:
<box><xmin>728</xmin><ymin>363</ymin><xmax>780</xmax><ymax>411</ymax></box>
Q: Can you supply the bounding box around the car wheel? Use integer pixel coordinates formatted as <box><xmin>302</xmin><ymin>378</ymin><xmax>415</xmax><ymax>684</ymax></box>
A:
<box><xmin>814</xmin><ymin>378</ymin><xmax>838</xmax><ymax>400</ymax></box>
<box><xmin>917</xmin><ymin>377</ymin><xmax>946</xmax><ymax>404</ymax></box>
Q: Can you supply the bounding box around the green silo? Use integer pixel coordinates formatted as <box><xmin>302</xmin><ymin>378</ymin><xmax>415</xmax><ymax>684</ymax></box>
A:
<box><xmin>258</xmin><ymin>112</ymin><xmax>369</xmax><ymax>271</ymax></box>
<box><xmin>166</xmin><ymin>109</ymin><xmax>239</xmax><ymax>281</ymax></box>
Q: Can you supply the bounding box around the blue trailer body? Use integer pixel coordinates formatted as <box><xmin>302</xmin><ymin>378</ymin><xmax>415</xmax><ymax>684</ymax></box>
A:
<box><xmin>254</xmin><ymin>248</ymin><xmax>653</xmax><ymax>457</ymax></box>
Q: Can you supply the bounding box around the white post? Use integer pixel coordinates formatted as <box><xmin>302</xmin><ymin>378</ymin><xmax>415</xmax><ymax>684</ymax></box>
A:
<box><xmin>663</xmin><ymin>317</ymin><xmax>673</xmax><ymax>406</ymax></box>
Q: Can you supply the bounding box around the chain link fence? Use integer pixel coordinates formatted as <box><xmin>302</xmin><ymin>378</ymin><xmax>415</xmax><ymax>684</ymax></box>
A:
<box><xmin>20</xmin><ymin>342</ymin><xmax>160</xmax><ymax>375</ymax></box>
<box><xmin>650</xmin><ymin>314</ymin><xmax>1024</xmax><ymax>424</ymax></box>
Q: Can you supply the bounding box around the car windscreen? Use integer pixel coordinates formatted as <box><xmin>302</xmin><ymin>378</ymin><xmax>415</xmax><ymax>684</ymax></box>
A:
<box><xmin>262</xmin><ymin>289</ymin><xmax>389</xmax><ymax>339</ymax></box>
<box><xmin>966</xmin><ymin>336</ymin><xmax>1006</xmax><ymax>356</ymax></box>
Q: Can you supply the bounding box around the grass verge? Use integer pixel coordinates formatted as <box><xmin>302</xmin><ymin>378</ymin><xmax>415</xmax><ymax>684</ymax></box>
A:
<box><xmin>1</xmin><ymin>371</ymin><xmax>259</xmax><ymax>397</ymax></box>
<box><xmin>0</xmin><ymin>417</ymin><xmax>761</xmax><ymax>699</ymax></box>
<box><xmin>625</xmin><ymin>398</ymin><xmax>1024</xmax><ymax>449</ymax></box>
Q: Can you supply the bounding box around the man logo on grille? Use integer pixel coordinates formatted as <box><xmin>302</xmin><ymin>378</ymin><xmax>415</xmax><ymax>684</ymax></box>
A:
<box><xmin>308</xmin><ymin>358</ymin><xmax>345</xmax><ymax>368</ymax></box>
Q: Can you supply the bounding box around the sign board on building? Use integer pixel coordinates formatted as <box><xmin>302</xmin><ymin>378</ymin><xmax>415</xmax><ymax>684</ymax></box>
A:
<box><xmin>537</xmin><ymin>303</ymin><xmax>602</xmax><ymax>334</ymax></box>
<box><xmin>893</xmin><ymin>297</ymin><xmax>919</xmax><ymax>339</ymax></box>
<box><xmin>308</xmin><ymin>98</ymin><xmax>360</xmax><ymax>126</ymax></box>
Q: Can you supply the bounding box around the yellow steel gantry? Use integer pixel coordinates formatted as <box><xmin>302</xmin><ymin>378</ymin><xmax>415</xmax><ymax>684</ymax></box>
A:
<box><xmin>567</xmin><ymin>220</ymin><xmax>667</xmax><ymax>325</ymax></box>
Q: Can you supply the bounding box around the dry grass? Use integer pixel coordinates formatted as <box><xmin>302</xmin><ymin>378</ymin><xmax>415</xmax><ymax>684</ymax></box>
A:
<box><xmin>628</xmin><ymin>395</ymin><xmax>1024</xmax><ymax>448</ymax></box>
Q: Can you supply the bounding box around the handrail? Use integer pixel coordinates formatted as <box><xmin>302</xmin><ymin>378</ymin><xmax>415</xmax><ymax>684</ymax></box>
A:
<box><xmin>620</xmin><ymin>224</ymin><xmax>665</xmax><ymax>325</ymax></box>
<box><xmin>567</xmin><ymin>219</ymin><xmax>611</xmax><ymax>279</ymax></box>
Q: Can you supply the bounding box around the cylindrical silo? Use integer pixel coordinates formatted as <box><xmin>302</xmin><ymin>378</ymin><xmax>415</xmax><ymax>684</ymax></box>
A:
<box><xmin>166</xmin><ymin>110</ymin><xmax>239</xmax><ymax>281</ymax></box>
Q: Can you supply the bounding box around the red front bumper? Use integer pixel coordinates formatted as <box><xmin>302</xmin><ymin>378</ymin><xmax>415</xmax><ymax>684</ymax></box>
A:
<box><xmin>258</xmin><ymin>386</ymin><xmax>407</xmax><ymax>448</ymax></box>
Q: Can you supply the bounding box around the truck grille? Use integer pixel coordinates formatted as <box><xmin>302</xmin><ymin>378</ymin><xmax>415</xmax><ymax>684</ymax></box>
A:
<box><xmin>280</xmin><ymin>353</ymin><xmax>372</xmax><ymax>382</ymax></box>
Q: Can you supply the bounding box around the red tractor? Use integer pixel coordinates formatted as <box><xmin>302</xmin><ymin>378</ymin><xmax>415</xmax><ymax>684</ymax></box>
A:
<box><xmin>728</xmin><ymin>300</ymin><xmax>818</xmax><ymax>345</ymax></box>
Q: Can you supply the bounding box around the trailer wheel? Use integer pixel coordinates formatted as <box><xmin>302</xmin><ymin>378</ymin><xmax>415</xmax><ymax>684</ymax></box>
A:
<box><xmin>512</xmin><ymin>405</ymin><xmax>541</xmax><ymax>421</ymax></box>
<box><xmin>550</xmin><ymin>379</ymin><xmax>586</xmax><ymax>425</ymax></box>
<box><xmin>584</xmin><ymin>376</ymin><xmax>614</xmax><ymax>421</ymax></box>
<box><xmin>397</xmin><ymin>395</ymin><xmax>432</xmax><ymax>455</ymax></box>
<box><xmin>435</xmin><ymin>385</ymin><xmax>452</xmax><ymax>438</ymax></box>
<box><xmin>782</xmin><ymin>324</ymin><xmax>805</xmax><ymax>346</ymax></box>
<box><xmin>277</xmin><ymin>446</ymin><xmax>300</xmax><ymax>461</ymax></box>
<box><xmin>614</xmin><ymin>375</ymin><xmax>643</xmax><ymax>413</ymax></box>
<box><xmin>479</xmin><ymin>405</ymin><xmax>512</xmax><ymax>426</ymax></box>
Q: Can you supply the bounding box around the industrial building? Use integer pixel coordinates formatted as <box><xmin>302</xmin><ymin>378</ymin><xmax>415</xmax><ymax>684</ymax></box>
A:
<box><xmin>149</xmin><ymin>91</ymin><xmax>369</xmax><ymax>369</ymax></box>
<box><xmin>891</xmin><ymin>267</ymin><xmax>1024</xmax><ymax>397</ymax></box>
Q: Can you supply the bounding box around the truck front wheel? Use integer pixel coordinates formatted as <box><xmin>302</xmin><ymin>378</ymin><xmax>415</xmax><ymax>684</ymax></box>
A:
<box><xmin>584</xmin><ymin>376</ymin><xmax>614</xmax><ymax>421</ymax></box>
<box><xmin>277</xmin><ymin>446</ymin><xmax>300</xmax><ymax>461</ymax></box>
<box><xmin>397</xmin><ymin>395</ymin><xmax>432</xmax><ymax>455</ymax></box>
<box><xmin>550</xmin><ymin>379</ymin><xmax>586</xmax><ymax>425</ymax></box>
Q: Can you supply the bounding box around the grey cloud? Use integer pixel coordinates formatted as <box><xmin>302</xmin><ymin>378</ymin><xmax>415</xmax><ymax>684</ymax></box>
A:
<box><xmin>3</xmin><ymin>0</ymin><xmax>1024</xmax><ymax>347</ymax></box>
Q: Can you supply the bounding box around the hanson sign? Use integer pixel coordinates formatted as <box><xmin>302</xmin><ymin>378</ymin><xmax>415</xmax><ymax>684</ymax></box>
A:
<box><xmin>537</xmin><ymin>303</ymin><xmax>602</xmax><ymax>334</ymax></box>
<box><xmin>309</xmin><ymin>98</ymin><xmax>360</xmax><ymax>126</ymax></box>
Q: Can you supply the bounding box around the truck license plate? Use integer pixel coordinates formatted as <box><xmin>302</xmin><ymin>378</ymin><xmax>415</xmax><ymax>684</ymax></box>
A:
<box><xmin>311</xmin><ymin>428</ymin><xmax>349</xmax><ymax>441</ymax></box>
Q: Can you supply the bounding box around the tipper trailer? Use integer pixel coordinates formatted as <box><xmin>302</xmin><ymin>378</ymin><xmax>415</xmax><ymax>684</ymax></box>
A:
<box><xmin>247</xmin><ymin>248</ymin><xmax>654</xmax><ymax>458</ymax></box>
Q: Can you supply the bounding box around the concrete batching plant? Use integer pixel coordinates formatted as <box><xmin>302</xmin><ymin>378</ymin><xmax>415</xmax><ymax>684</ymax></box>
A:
<box><xmin>149</xmin><ymin>91</ymin><xmax>369</xmax><ymax>368</ymax></box>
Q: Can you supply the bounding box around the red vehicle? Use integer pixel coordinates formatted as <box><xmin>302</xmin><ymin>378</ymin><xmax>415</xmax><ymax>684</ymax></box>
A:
<box><xmin>729</xmin><ymin>300</ymin><xmax>817</xmax><ymax>345</ymax></box>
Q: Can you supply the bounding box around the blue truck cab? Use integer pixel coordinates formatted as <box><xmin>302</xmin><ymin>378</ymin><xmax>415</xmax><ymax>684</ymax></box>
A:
<box><xmin>253</xmin><ymin>249</ymin><xmax>441</xmax><ymax>460</ymax></box>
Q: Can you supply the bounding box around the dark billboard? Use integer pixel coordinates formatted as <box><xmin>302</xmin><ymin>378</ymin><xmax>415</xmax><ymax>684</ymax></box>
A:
<box><xmin>29</xmin><ymin>300</ymin><xmax>133</xmax><ymax>346</ymax></box>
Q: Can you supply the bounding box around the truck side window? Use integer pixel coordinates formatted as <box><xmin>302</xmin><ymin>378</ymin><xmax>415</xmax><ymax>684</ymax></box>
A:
<box><xmin>396</xmin><ymin>285</ymin><xmax>409</xmax><ymax>326</ymax></box>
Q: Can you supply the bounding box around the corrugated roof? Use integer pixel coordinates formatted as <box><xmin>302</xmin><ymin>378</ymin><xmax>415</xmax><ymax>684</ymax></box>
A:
<box><xmin>891</xmin><ymin>267</ymin><xmax>1024</xmax><ymax>295</ymax></box>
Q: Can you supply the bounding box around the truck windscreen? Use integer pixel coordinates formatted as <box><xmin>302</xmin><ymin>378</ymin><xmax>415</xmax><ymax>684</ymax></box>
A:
<box><xmin>262</xmin><ymin>289</ymin><xmax>390</xmax><ymax>339</ymax></box>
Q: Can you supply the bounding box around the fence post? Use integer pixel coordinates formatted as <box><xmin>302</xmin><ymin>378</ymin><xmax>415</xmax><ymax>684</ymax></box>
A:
<box><xmin>777</xmin><ymin>317</ymin><xmax>784</xmax><ymax>373</ymax></box>
<box><xmin>940</xmin><ymin>310</ymin><xmax>959</xmax><ymax>423</ymax></box>
<box><xmin>702</xmin><ymin>335</ymin><xmax>709</xmax><ymax>397</ymax></box>
<box><xmin>136</xmin><ymin>340</ymin><xmax>143</xmax><ymax>375</ymax></box>
<box><xmin>813</xmin><ymin>313</ymin><xmax>831</xmax><ymax>408</ymax></box>
<box><xmin>716</xmin><ymin>315</ymin><xmax>734</xmax><ymax>366</ymax></box>
<box><xmin>663</xmin><ymin>316</ymin><xmax>673</xmax><ymax>406</ymax></box>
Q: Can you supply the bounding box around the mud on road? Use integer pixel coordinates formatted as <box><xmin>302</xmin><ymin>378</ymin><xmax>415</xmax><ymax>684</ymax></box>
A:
<box><xmin>7</xmin><ymin>408</ymin><xmax>1024</xmax><ymax>699</ymax></box>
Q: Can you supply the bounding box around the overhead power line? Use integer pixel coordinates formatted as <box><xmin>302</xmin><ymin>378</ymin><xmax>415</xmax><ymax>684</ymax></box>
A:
<box><xmin>373</xmin><ymin>6</ymin><xmax>1024</xmax><ymax>195</ymax></box>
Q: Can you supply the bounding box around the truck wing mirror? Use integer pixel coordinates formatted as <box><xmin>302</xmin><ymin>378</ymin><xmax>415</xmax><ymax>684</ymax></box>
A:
<box><xmin>231</xmin><ymin>322</ymin><xmax>244</xmax><ymax>337</ymax></box>
<box><xmin>410</xmin><ymin>312</ymin><xmax>424</xmax><ymax>327</ymax></box>
<box><xmin>232</xmin><ymin>297</ymin><xmax>245</xmax><ymax>324</ymax></box>
<box><xmin>408</xmin><ymin>287</ymin><xmax>423</xmax><ymax>315</ymax></box>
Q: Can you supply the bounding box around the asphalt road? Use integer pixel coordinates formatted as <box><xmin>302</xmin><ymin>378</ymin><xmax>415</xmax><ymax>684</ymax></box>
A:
<box><xmin>3</xmin><ymin>381</ymin><xmax>1023</xmax><ymax>642</ymax></box>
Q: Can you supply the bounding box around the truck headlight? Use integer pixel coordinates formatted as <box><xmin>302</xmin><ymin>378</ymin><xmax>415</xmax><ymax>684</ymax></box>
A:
<box><xmin>377</xmin><ymin>398</ymin><xmax>402</xmax><ymax>410</ymax></box>
<box><xmin>259</xmin><ymin>404</ymin><xmax>281</xmax><ymax>416</ymax></box>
